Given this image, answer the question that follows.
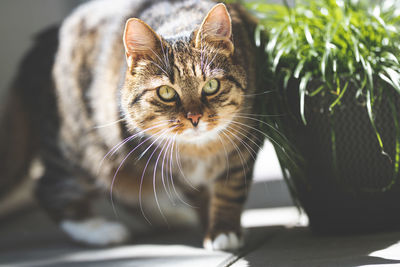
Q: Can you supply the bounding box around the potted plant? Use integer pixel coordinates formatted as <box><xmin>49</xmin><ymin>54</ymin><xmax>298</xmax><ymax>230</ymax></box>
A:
<box><xmin>244</xmin><ymin>0</ymin><xmax>400</xmax><ymax>233</ymax></box>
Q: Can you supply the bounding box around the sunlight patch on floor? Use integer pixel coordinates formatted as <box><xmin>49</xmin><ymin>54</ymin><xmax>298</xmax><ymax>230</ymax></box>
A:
<box><xmin>253</xmin><ymin>141</ymin><xmax>283</xmax><ymax>182</ymax></box>
<box><xmin>369</xmin><ymin>241</ymin><xmax>400</xmax><ymax>261</ymax></box>
<box><xmin>241</xmin><ymin>207</ymin><xmax>309</xmax><ymax>228</ymax></box>
<box><xmin>11</xmin><ymin>245</ymin><xmax>235</xmax><ymax>267</ymax></box>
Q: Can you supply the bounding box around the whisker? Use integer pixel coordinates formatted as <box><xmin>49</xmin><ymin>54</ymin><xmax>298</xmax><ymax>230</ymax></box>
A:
<box><xmin>167</xmin><ymin>136</ymin><xmax>179</xmax><ymax>204</ymax></box>
<box><xmin>200</xmin><ymin>31</ymin><xmax>205</xmax><ymax>72</ymax></box>
<box><xmin>205</xmin><ymin>48</ymin><xmax>220</xmax><ymax>71</ymax></box>
<box><xmin>137</xmin><ymin>125</ymin><xmax>176</xmax><ymax>161</ymax></box>
<box><xmin>139</xmin><ymin>130</ymin><xmax>174</xmax><ymax>226</ymax></box>
<box><xmin>204</xmin><ymin>39</ymin><xmax>219</xmax><ymax>72</ymax></box>
<box><xmin>98</xmin><ymin>135</ymin><xmax>135</xmax><ymax>175</ymax></box>
<box><xmin>217</xmin><ymin>134</ymin><xmax>230</xmax><ymax>185</ymax></box>
<box><xmin>93</xmin><ymin>118</ymin><xmax>126</xmax><ymax>129</ymax></box>
<box><xmin>98</xmin><ymin>121</ymin><xmax>169</xmax><ymax>174</ymax></box>
<box><xmin>175</xmin><ymin>141</ymin><xmax>198</xmax><ymax>191</ymax></box>
<box><xmin>152</xmin><ymin>134</ymin><xmax>178</xmax><ymax>219</ymax></box>
<box><xmin>169</xmin><ymin>135</ymin><xmax>196</xmax><ymax>208</ymax></box>
<box><xmin>110</xmin><ymin>128</ymin><xmax>168</xmax><ymax>221</ymax></box>
<box><xmin>149</xmin><ymin>61</ymin><xmax>169</xmax><ymax>77</ymax></box>
<box><xmin>220</xmin><ymin>129</ymin><xmax>249</xmax><ymax>186</ymax></box>
<box><xmin>224</xmin><ymin>126</ymin><xmax>258</xmax><ymax>161</ymax></box>
<box><xmin>166</xmin><ymin>46</ymin><xmax>170</xmax><ymax>68</ymax></box>
<box><xmin>232</xmin><ymin>115</ymin><xmax>289</xmax><ymax>141</ymax></box>
<box><xmin>235</xmin><ymin>112</ymin><xmax>284</xmax><ymax>118</ymax></box>
<box><xmin>149</xmin><ymin>47</ymin><xmax>168</xmax><ymax>70</ymax></box>
<box><xmin>93</xmin><ymin>109</ymin><xmax>141</xmax><ymax>129</ymax></box>
<box><xmin>223</xmin><ymin>119</ymin><xmax>296</xmax><ymax>166</ymax></box>
<box><xmin>203</xmin><ymin>47</ymin><xmax>211</xmax><ymax>73</ymax></box>
<box><xmin>161</xmin><ymin>135</ymin><xmax>176</xmax><ymax>204</ymax></box>
<box><xmin>158</xmin><ymin>38</ymin><xmax>170</xmax><ymax>72</ymax></box>
<box><xmin>112</xmin><ymin>122</ymin><xmax>172</xmax><ymax>159</ymax></box>
<box><xmin>153</xmin><ymin>135</ymin><xmax>172</xmax><ymax>200</ymax></box>
<box><xmin>226</xmin><ymin>123</ymin><xmax>264</xmax><ymax>149</ymax></box>
<box><xmin>241</xmin><ymin>90</ymin><xmax>276</xmax><ymax>97</ymax></box>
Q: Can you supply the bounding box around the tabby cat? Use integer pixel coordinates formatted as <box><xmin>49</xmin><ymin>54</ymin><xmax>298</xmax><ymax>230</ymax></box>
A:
<box><xmin>1</xmin><ymin>0</ymin><xmax>263</xmax><ymax>251</ymax></box>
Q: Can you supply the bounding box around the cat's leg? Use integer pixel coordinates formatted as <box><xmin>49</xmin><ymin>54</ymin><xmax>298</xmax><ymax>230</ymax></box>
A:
<box><xmin>203</xmin><ymin>166</ymin><xmax>253</xmax><ymax>251</ymax></box>
<box><xmin>35</xmin><ymin>163</ymin><xmax>130</xmax><ymax>246</ymax></box>
<box><xmin>184</xmin><ymin>186</ymin><xmax>210</xmax><ymax>231</ymax></box>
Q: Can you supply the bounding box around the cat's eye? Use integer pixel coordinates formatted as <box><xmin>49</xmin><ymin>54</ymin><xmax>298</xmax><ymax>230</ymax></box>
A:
<box><xmin>157</xmin><ymin>85</ymin><xmax>177</xmax><ymax>102</ymax></box>
<box><xmin>202</xmin><ymin>79</ymin><xmax>220</xmax><ymax>95</ymax></box>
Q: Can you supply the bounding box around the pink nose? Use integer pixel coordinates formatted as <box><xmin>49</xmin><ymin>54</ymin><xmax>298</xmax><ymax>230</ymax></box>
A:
<box><xmin>187</xmin><ymin>112</ymin><xmax>202</xmax><ymax>127</ymax></box>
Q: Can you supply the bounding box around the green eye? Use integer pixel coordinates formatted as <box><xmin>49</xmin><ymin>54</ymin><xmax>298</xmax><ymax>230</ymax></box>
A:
<box><xmin>203</xmin><ymin>79</ymin><xmax>220</xmax><ymax>95</ymax></box>
<box><xmin>157</xmin><ymin>85</ymin><xmax>177</xmax><ymax>102</ymax></box>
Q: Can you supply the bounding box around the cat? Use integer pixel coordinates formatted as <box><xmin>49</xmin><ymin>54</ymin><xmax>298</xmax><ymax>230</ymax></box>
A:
<box><xmin>1</xmin><ymin>0</ymin><xmax>263</xmax><ymax>251</ymax></box>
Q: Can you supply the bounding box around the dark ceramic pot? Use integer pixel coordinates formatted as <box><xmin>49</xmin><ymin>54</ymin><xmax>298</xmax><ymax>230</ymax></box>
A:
<box><xmin>281</xmin><ymin>83</ymin><xmax>400</xmax><ymax>233</ymax></box>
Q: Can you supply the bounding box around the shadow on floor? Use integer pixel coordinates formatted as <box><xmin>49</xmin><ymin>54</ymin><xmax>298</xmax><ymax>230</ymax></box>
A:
<box><xmin>2</xmin><ymin>206</ymin><xmax>400</xmax><ymax>267</ymax></box>
<box><xmin>2</xmin><ymin>178</ymin><xmax>400</xmax><ymax>266</ymax></box>
<box><xmin>238</xmin><ymin>226</ymin><xmax>400</xmax><ymax>267</ymax></box>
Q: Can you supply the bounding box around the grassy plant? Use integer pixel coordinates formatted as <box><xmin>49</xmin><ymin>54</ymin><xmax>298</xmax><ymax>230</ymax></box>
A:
<box><xmin>244</xmin><ymin>0</ymin><xmax>400</xmax><ymax>191</ymax></box>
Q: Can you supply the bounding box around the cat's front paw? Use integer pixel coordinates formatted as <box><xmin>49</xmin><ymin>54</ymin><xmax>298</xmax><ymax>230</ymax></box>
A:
<box><xmin>60</xmin><ymin>218</ymin><xmax>130</xmax><ymax>246</ymax></box>
<box><xmin>203</xmin><ymin>232</ymin><xmax>243</xmax><ymax>251</ymax></box>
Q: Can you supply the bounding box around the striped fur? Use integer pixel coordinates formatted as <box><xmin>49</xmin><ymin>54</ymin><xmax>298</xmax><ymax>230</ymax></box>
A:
<box><xmin>4</xmin><ymin>0</ymin><xmax>263</xmax><ymax>249</ymax></box>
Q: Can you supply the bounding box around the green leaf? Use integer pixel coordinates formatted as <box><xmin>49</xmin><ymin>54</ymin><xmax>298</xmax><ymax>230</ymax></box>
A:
<box><xmin>283</xmin><ymin>69</ymin><xmax>292</xmax><ymax>89</ymax></box>
<box><xmin>378</xmin><ymin>72</ymin><xmax>400</xmax><ymax>94</ymax></box>
<box><xmin>272</xmin><ymin>49</ymin><xmax>284</xmax><ymax>72</ymax></box>
<box><xmin>304</xmin><ymin>25</ymin><xmax>314</xmax><ymax>45</ymax></box>
<box><xmin>310</xmin><ymin>85</ymin><xmax>325</xmax><ymax>97</ymax></box>
<box><xmin>366</xmin><ymin>90</ymin><xmax>385</xmax><ymax>151</ymax></box>
<box><xmin>382</xmin><ymin>52</ymin><xmax>399</xmax><ymax>65</ymax></box>
<box><xmin>382</xmin><ymin>98</ymin><xmax>400</xmax><ymax>191</ymax></box>
<box><xmin>294</xmin><ymin>59</ymin><xmax>306</xmax><ymax>79</ymax></box>
<box><xmin>329</xmin><ymin>81</ymin><xmax>349</xmax><ymax>111</ymax></box>
<box><xmin>321</xmin><ymin>52</ymin><xmax>328</xmax><ymax>80</ymax></box>
<box><xmin>266</xmin><ymin>27</ymin><xmax>283</xmax><ymax>54</ymax></box>
<box><xmin>254</xmin><ymin>24</ymin><xmax>264</xmax><ymax>47</ymax></box>
<box><xmin>351</xmin><ymin>36</ymin><xmax>360</xmax><ymax>62</ymax></box>
<box><xmin>299</xmin><ymin>72</ymin><xmax>312</xmax><ymax>125</ymax></box>
<box><xmin>365</xmin><ymin>61</ymin><xmax>374</xmax><ymax>90</ymax></box>
<box><xmin>382</xmin><ymin>66</ymin><xmax>400</xmax><ymax>94</ymax></box>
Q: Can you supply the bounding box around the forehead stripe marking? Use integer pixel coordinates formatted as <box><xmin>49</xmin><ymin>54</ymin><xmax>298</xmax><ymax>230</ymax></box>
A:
<box><xmin>131</xmin><ymin>89</ymin><xmax>151</xmax><ymax>106</ymax></box>
<box><xmin>224</xmin><ymin>75</ymin><xmax>244</xmax><ymax>91</ymax></box>
<box><xmin>192</xmin><ymin>62</ymin><xmax>197</xmax><ymax>76</ymax></box>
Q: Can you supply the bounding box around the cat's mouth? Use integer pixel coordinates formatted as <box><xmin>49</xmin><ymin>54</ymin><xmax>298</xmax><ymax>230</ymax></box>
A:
<box><xmin>175</xmin><ymin>120</ymin><xmax>230</xmax><ymax>144</ymax></box>
<box><xmin>181</xmin><ymin>122</ymin><xmax>208</xmax><ymax>136</ymax></box>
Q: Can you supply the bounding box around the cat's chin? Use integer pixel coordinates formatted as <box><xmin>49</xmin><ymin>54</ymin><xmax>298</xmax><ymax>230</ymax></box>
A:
<box><xmin>176</xmin><ymin>122</ymin><xmax>229</xmax><ymax>145</ymax></box>
<box><xmin>177</xmin><ymin>134</ymin><xmax>218</xmax><ymax>146</ymax></box>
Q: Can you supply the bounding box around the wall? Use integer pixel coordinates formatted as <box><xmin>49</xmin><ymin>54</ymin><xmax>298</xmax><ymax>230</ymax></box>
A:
<box><xmin>0</xmin><ymin>0</ymin><xmax>83</xmax><ymax>105</ymax></box>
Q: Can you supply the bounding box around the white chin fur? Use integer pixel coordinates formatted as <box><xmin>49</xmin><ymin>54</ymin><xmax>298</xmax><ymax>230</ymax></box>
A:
<box><xmin>177</xmin><ymin>121</ymin><xmax>228</xmax><ymax>145</ymax></box>
<box><xmin>60</xmin><ymin>218</ymin><xmax>130</xmax><ymax>246</ymax></box>
<box><xmin>203</xmin><ymin>232</ymin><xmax>243</xmax><ymax>251</ymax></box>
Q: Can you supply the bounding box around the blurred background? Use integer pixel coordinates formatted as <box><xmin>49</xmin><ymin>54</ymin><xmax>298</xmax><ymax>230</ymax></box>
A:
<box><xmin>0</xmin><ymin>0</ymin><xmax>85</xmax><ymax>105</ymax></box>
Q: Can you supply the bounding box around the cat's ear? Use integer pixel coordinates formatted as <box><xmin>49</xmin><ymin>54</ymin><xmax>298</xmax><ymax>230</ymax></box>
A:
<box><xmin>195</xmin><ymin>3</ymin><xmax>234</xmax><ymax>55</ymax></box>
<box><xmin>123</xmin><ymin>18</ymin><xmax>163</xmax><ymax>70</ymax></box>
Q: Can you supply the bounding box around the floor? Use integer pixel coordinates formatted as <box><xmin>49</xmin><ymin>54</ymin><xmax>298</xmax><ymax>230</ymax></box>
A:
<box><xmin>2</xmin><ymin>204</ymin><xmax>400</xmax><ymax>267</ymax></box>
<box><xmin>2</xmin><ymin>144</ymin><xmax>400</xmax><ymax>266</ymax></box>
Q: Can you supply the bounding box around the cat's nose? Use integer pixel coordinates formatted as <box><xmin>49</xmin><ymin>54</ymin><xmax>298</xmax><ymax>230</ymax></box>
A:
<box><xmin>187</xmin><ymin>112</ymin><xmax>202</xmax><ymax>127</ymax></box>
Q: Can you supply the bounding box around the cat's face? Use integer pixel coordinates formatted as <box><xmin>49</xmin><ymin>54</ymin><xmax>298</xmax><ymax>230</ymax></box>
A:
<box><xmin>121</xmin><ymin>4</ymin><xmax>245</xmax><ymax>144</ymax></box>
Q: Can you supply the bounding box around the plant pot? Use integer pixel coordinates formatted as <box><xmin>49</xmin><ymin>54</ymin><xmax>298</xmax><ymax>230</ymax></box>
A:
<box><xmin>281</xmin><ymin>82</ymin><xmax>400</xmax><ymax>234</ymax></box>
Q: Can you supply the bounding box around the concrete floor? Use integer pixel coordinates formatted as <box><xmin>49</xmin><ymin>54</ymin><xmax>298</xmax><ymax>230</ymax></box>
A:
<box><xmin>2</xmin><ymin>203</ymin><xmax>400</xmax><ymax>267</ymax></box>
<box><xmin>2</xmin><ymin>146</ymin><xmax>400</xmax><ymax>266</ymax></box>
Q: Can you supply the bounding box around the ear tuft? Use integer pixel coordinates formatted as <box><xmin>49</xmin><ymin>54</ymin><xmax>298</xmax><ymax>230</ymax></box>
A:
<box><xmin>195</xmin><ymin>3</ymin><xmax>233</xmax><ymax>54</ymax></box>
<box><xmin>123</xmin><ymin>18</ymin><xmax>161</xmax><ymax>69</ymax></box>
